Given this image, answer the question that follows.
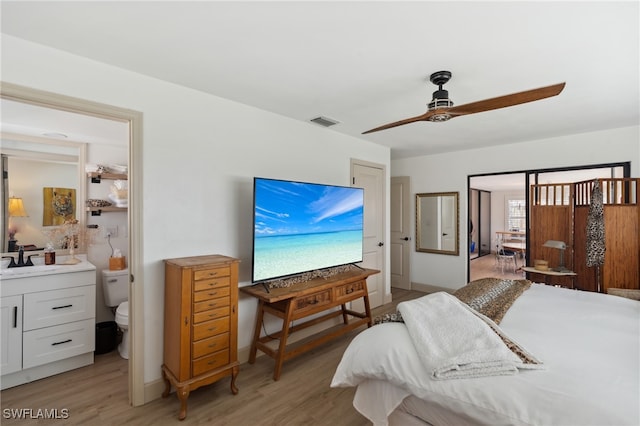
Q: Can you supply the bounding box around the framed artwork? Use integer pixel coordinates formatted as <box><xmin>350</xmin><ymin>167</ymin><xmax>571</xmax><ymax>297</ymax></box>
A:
<box><xmin>43</xmin><ymin>187</ymin><xmax>76</xmax><ymax>226</ymax></box>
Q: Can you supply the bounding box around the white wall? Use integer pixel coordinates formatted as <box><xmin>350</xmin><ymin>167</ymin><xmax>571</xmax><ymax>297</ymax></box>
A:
<box><xmin>392</xmin><ymin>125</ymin><xmax>639</xmax><ymax>290</ymax></box>
<box><xmin>2</xmin><ymin>36</ymin><xmax>391</xmax><ymax>389</ymax></box>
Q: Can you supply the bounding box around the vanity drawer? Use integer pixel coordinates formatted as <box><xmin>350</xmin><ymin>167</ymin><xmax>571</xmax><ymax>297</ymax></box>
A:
<box><xmin>192</xmin><ymin>332</ymin><xmax>229</xmax><ymax>359</ymax></box>
<box><xmin>23</xmin><ymin>318</ymin><xmax>95</xmax><ymax>369</ymax></box>
<box><xmin>193</xmin><ymin>296</ymin><xmax>230</xmax><ymax>313</ymax></box>
<box><xmin>192</xmin><ymin>306</ymin><xmax>229</xmax><ymax>324</ymax></box>
<box><xmin>194</xmin><ymin>267</ymin><xmax>230</xmax><ymax>281</ymax></box>
<box><xmin>193</xmin><ymin>287</ymin><xmax>230</xmax><ymax>303</ymax></box>
<box><xmin>23</xmin><ymin>285</ymin><xmax>96</xmax><ymax>331</ymax></box>
<box><xmin>192</xmin><ymin>348</ymin><xmax>229</xmax><ymax>377</ymax></box>
<box><xmin>192</xmin><ymin>317</ymin><xmax>229</xmax><ymax>341</ymax></box>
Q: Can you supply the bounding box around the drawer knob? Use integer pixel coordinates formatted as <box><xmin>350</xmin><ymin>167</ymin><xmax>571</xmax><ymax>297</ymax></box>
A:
<box><xmin>208</xmin><ymin>327</ymin><xmax>217</xmax><ymax>332</ymax></box>
<box><xmin>208</xmin><ymin>343</ymin><xmax>217</xmax><ymax>348</ymax></box>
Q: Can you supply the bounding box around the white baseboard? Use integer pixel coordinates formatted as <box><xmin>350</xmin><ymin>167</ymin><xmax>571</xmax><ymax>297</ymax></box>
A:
<box><xmin>144</xmin><ymin>378</ymin><xmax>166</xmax><ymax>404</ymax></box>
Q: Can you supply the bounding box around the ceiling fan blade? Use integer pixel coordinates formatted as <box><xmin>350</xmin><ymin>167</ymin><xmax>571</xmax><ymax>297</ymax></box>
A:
<box><xmin>447</xmin><ymin>82</ymin><xmax>566</xmax><ymax>117</ymax></box>
<box><xmin>362</xmin><ymin>110</ymin><xmax>436</xmax><ymax>134</ymax></box>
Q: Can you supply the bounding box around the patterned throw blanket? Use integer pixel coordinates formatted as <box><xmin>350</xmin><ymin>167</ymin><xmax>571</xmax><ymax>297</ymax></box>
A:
<box><xmin>453</xmin><ymin>278</ymin><xmax>532</xmax><ymax>324</ymax></box>
<box><xmin>374</xmin><ymin>278</ymin><xmax>532</xmax><ymax>325</ymax></box>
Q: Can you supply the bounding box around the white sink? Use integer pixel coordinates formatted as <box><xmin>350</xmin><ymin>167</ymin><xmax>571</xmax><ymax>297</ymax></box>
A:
<box><xmin>0</xmin><ymin>265</ymin><xmax>60</xmax><ymax>275</ymax></box>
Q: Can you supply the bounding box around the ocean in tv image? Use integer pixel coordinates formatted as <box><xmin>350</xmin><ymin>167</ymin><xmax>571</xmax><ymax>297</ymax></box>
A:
<box><xmin>253</xmin><ymin>178</ymin><xmax>364</xmax><ymax>282</ymax></box>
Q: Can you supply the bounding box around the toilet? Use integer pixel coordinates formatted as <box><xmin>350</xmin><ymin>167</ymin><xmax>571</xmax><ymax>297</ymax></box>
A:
<box><xmin>101</xmin><ymin>269</ymin><xmax>129</xmax><ymax>359</ymax></box>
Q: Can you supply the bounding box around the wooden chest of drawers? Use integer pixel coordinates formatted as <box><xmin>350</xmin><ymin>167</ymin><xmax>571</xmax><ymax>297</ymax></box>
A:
<box><xmin>161</xmin><ymin>255</ymin><xmax>239</xmax><ymax>420</ymax></box>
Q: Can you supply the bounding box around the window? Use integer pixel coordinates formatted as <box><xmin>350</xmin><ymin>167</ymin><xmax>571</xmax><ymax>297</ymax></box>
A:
<box><xmin>506</xmin><ymin>198</ymin><xmax>526</xmax><ymax>231</ymax></box>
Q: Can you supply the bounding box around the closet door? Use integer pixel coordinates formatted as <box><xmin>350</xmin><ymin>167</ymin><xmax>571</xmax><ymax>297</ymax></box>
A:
<box><xmin>480</xmin><ymin>191</ymin><xmax>491</xmax><ymax>256</ymax></box>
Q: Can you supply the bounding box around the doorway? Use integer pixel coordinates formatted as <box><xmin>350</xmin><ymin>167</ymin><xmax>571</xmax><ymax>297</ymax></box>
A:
<box><xmin>469</xmin><ymin>188</ymin><xmax>492</xmax><ymax>259</ymax></box>
<box><xmin>352</xmin><ymin>160</ymin><xmax>387</xmax><ymax>308</ymax></box>
<box><xmin>467</xmin><ymin>162</ymin><xmax>630</xmax><ymax>283</ymax></box>
<box><xmin>0</xmin><ymin>83</ymin><xmax>145</xmax><ymax>406</ymax></box>
<box><xmin>390</xmin><ymin>176</ymin><xmax>411</xmax><ymax>290</ymax></box>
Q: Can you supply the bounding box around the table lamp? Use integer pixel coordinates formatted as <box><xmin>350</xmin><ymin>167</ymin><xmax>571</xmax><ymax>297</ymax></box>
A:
<box><xmin>8</xmin><ymin>197</ymin><xmax>28</xmax><ymax>252</ymax></box>
<box><xmin>543</xmin><ymin>240</ymin><xmax>569</xmax><ymax>272</ymax></box>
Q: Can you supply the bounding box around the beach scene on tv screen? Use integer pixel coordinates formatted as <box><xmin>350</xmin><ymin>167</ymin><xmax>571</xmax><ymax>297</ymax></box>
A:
<box><xmin>253</xmin><ymin>179</ymin><xmax>364</xmax><ymax>282</ymax></box>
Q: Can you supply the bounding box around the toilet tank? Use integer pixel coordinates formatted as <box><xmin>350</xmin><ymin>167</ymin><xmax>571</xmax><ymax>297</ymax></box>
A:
<box><xmin>102</xmin><ymin>269</ymin><xmax>129</xmax><ymax>307</ymax></box>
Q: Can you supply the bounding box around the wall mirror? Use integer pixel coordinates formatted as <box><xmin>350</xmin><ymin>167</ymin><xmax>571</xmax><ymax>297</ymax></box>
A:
<box><xmin>416</xmin><ymin>191</ymin><xmax>459</xmax><ymax>255</ymax></box>
<box><xmin>1</xmin><ymin>133</ymin><xmax>86</xmax><ymax>255</ymax></box>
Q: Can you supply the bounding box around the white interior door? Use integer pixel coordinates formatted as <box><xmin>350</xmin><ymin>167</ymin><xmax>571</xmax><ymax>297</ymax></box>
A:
<box><xmin>390</xmin><ymin>176</ymin><xmax>411</xmax><ymax>289</ymax></box>
<box><xmin>352</xmin><ymin>161</ymin><xmax>385</xmax><ymax>308</ymax></box>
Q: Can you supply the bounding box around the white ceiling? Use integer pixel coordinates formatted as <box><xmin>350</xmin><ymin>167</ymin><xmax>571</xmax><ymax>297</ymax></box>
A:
<box><xmin>1</xmin><ymin>1</ymin><xmax>638</xmax><ymax>160</ymax></box>
<box><xmin>1</xmin><ymin>99</ymin><xmax>129</xmax><ymax>146</ymax></box>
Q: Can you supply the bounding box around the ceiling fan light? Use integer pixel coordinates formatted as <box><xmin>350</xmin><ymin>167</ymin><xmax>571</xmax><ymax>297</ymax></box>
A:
<box><xmin>427</xmin><ymin>111</ymin><xmax>452</xmax><ymax>122</ymax></box>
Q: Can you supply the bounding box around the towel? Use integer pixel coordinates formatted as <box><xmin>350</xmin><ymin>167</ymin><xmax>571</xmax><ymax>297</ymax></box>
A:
<box><xmin>397</xmin><ymin>292</ymin><xmax>542</xmax><ymax>380</ymax></box>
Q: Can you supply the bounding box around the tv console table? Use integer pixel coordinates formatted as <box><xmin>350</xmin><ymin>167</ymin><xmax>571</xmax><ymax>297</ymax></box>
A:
<box><xmin>241</xmin><ymin>267</ymin><xmax>379</xmax><ymax>380</ymax></box>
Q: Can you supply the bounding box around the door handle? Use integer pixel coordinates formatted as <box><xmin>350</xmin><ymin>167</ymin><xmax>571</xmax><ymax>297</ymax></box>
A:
<box><xmin>378</xmin><ymin>242</ymin><xmax>384</xmax><ymax>247</ymax></box>
<box><xmin>442</xmin><ymin>233</ymin><xmax>448</xmax><ymax>236</ymax></box>
<box><xmin>401</xmin><ymin>237</ymin><xmax>410</xmax><ymax>241</ymax></box>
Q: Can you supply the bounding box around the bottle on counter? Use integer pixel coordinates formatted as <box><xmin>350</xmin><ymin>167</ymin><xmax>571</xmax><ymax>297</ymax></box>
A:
<box><xmin>44</xmin><ymin>243</ymin><xmax>56</xmax><ymax>265</ymax></box>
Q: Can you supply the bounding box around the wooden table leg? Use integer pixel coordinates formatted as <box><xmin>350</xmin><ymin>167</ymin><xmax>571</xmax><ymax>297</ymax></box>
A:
<box><xmin>340</xmin><ymin>303</ymin><xmax>349</xmax><ymax>324</ymax></box>
<box><xmin>362</xmin><ymin>282</ymin><xmax>372</xmax><ymax>327</ymax></box>
<box><xmin>230</xmin><ymin>364</ymin><xmax>239</xmax><ymax>395</ymax></box>
<box><xmin>161</xmin><ymin>365</ymin><xmax>171</xmax><ymax>398</ymax></box>
<box><xmin>273</xmin><ymin>300</ymin><xmax>294</xmax><ymax>381</ymax></box>
<box><xmin>248</xmin><ymin>300</ymin><xmax>264</xmax><ymax>364</ymax></box>
<box><xmin>176</xmin><ymin>385</ymin><xmax>190</xmax><ymax>421</ymax></box>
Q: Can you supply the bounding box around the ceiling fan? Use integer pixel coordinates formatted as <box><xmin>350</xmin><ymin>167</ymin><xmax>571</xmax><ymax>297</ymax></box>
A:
<box><xmin>362</xmin><ymin>71</ymin><xmax>566</xmax><ymax>134</ymax></box>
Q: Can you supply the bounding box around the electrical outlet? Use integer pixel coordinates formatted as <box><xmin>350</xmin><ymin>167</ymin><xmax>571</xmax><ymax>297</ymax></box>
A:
<box><xmin>105</xmin><ymin>227</ymin><xmax>118</xmax><ymax>238</ymax></box>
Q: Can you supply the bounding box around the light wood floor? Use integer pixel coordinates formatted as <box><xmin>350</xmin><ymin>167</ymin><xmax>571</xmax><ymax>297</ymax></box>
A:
<box><xmin>469</xmin><ymin>252</ymin><xmax>526</xmax><ymax>282</ymax></box>
<box><xmin>1</xmin><ymin>288</ymin><xmax>425</xmax><ymax>426</ymax></box>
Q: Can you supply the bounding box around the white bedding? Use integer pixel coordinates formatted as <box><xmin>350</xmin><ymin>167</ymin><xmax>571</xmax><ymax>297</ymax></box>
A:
<box><xmin>331</xmin><ymin>284</ymin><xmax>640</xmax><ymax>426</ymax></box>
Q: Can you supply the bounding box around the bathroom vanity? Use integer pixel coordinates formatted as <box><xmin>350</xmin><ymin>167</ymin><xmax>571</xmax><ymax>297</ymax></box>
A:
<box><xmin>0</xmin><ymin>256</ymin><xmax>96</xmax><ymax>389</ymax></box>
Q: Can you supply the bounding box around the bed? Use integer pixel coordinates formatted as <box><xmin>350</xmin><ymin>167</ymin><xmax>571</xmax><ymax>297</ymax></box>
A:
<box><xmin>331</xmin><ymin>282</ymin><xmax>640</xmax><ymax>425</ymax></box>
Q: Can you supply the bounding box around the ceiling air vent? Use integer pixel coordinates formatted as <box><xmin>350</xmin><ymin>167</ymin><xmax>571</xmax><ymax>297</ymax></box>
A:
<box><xmin>310</xmin><ymin>116</ymin><xmax>340</xmax><ymax>128</ymax></box>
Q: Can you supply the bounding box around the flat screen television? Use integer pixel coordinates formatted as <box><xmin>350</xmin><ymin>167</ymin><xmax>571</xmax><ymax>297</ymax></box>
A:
<box><xmin>252</xmin><ymin>177</ymin><xmax>364</xmax><ymax>283</ymax></box>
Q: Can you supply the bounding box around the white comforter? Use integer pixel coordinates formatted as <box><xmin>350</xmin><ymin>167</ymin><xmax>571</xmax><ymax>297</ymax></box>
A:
<box><xmin>331</xmin><ymin>284</ymin><xmax>640</xmax><ymax>426</ymax></box>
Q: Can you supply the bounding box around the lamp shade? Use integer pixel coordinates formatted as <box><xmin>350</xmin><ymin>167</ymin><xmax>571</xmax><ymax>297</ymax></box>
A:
<box><xmin>543</xmin><ymin>240</ymin><xmax>566</xmax><ymax>250</ymax></box>
<box><xmin>8</xmin><ymin>197</ymin><xmax>28</xmax><ymax>217</ymax></box>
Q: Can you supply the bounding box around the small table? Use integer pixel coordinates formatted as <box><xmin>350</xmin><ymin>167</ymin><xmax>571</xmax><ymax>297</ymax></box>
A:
<box><xmin>522</xmin><ymin>266</ymin><xmax>577</xmax><ymax>288</ymax></box>
<box><xmin>241</xmin><ymin>267</ymin><xmax>379</xmax><ymax>380</ymax></box>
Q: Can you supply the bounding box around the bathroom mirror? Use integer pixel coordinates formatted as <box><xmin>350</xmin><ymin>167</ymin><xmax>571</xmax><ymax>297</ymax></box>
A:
<box><xmin>1</xmin><ymin>134</ymin><xmax>86</xmax><ymax>254</ymax></box>
<box><xmin>416</xmin><ymin>191</ymin><xmax>459</xmax><ymax>255</ymax></box>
